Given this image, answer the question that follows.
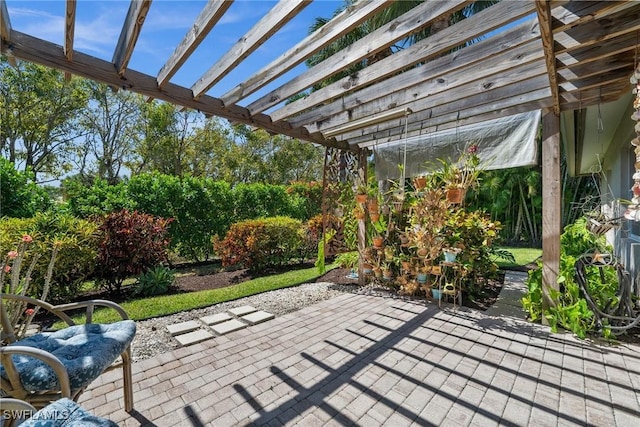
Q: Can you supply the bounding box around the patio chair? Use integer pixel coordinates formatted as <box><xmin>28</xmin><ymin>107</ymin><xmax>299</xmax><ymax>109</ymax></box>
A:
<box><xmin>1</xmin><ymin>397</ymin><xmax>117</xmax><ymax>427</ymax></box>
<box><xmin>0</xmin><ymin>294</ymin><xmax>136</xmax><ymax>412</ymax></box>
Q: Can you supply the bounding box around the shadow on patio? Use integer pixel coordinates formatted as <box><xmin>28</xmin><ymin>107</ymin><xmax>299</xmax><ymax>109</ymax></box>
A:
<box><xmin>79</xmin><ymin>291</ymin><xmax>640</xmax><ymax>426</ymax></box>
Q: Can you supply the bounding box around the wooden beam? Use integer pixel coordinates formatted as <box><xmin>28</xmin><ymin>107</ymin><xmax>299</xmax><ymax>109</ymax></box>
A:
<box><xmin>1</xmin><ymin>29</ymin><xmax>350</xmax><ymax>151</ymax></box>
<box><xmin>112</xmin><ymin>0</ymin><xmax>152</xmax><ymax>77</ymax></box>
<box><xmin>535</xmin><ymin>0</ymin><xmax>561</xmax><ymax>116</ymax></box>
<box><xmin>191</xmin><ymin>0</ymin><xmax>310</xmax><ymax>99</ymax></box>
<box><xmin>304</xmin><ymin>41</ymin><xmax>546</xmax><ymax>136</ymax></box>
<box><xmin>271</xmin><ymin>0</ymin><xmax>535</xmax><ymax>123</ymax></box>
<box><xmin>541</xmin><ymin>107</ymin><xmax>561</xmax><ymax>318</ymax></box>
<box><xmin>64</xmin><ymin>0</ymin><xmax>76</xmax><ymax>81</ymax></box>
<box><xmin>157</xmin><ymin>0</ymin><xmax>232</xmax><ymax>88</ymax></box>
<box><xmin>286</xmin><ymin>18</ymin><xmax>541</xmax><ymax>128</ymax></box>
<box><xmin>248</xmin><ymin>0</ymin><xmax>472</xmax><ymax>115</ymax></box>
<box><xmin>0</xmin><ymin>0</ymin><xmax>16</xmax><ymax>67</ymax></box>
<box><xmin>1</xmin><ymin>0</ymin><xmax>11</xmax><ymax>41</ymax></box>
<box><xmin>221</xmin><ymin>0</ymin><xmax>391</xmax><ymax>107</ymax></box>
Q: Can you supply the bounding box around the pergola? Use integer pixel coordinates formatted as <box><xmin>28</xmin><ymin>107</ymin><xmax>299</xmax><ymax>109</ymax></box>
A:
<box><xmin>2</xmin><ymin>0</ymin><xmax>639</xmax><ymax>308</ymax></box>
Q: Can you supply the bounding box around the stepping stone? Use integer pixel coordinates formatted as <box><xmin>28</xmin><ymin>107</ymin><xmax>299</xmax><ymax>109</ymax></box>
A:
<box><xmin>174</xmin><ymin>329</ymin><xmax>213</xmax><ymax>346</ymax></box>
<box><xmin>210</xmin><ymin>319</ymin><xmax>247</xmax><ymax>335</ymax></box>
<box><xmin>241</xmin><ymin>310</ymin><xmax>275</xmax><ymax>325</ymax></box>
<box><xmin>166</xmin><ymin>320</ymin><xmax>200</xmax><ymax>336</ymax></box>
<box><xmin>228</xmin><ymin>305</ymin><xmax>258</xmax><ymax>317</ymax></box>
<box><xmin>200</xmin><ymin>312</ymin><xmax>233</xmax><ymax>325</ymax></box>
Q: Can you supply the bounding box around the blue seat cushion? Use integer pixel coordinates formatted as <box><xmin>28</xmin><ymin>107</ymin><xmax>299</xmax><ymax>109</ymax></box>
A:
<box><xmin>20</xmin><ymin>397</ymin><xmax>118</xmax><ymax>427</ymax></box>
<box><xmin>0</xmin><ymin>320</ymin><xmax>136</xmax><ymax>392</ymax></box>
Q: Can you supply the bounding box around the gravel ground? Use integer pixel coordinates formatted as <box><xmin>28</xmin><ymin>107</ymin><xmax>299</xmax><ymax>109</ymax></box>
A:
<box><xmin>131</xmin><ymin>282</ymin><xmax>417</xmax><ymax>361</ymax></box>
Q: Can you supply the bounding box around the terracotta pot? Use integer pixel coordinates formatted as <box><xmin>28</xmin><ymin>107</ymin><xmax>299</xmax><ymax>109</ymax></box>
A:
<box><xmin>369</xmin><ymin>212</ymin><xmax>380</xmax><ymax>222</ymax></box>
<box><xmin>372</xmin><ymin>236</ymin><xmax>384</xmax><ymax>248</ymax></box>
<box><xmin>417</xmin><ymin>247</ymin><xmax>428</xmax><ymax>257</ymax></box>
<box><xmin>373</xmin><ymin>267</ymin><xmax>382</xmax><ymax>278</ymax></box>
<box><xmin>382</xmin><ymin>270</ymin><xmax>393</xmax><ymax>280</ymax></box>
<box><xmin>446</xmin><ymin>188</ymin><xmax>465</xmax><ymax>204</ymax></box>
<box><xmin>401</xmin><ymin>261</ymin><xmax>411</xmax><ymax>270</ymax></box>
<box><xmin>414</xmin><ymin>176</ymin><xmax>427</xmax><ymax>190</ymax></box>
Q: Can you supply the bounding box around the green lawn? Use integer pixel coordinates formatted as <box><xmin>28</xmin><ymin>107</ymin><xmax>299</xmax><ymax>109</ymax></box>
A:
<box><xmin>496</xmin><ymin>246</ymin><xmax>542</xmax><ymax>270</ymax></box>
<box><xmin>58</xmin><ymin>264</ymin><xmax>335</xmax><ymax>326</ymax></box>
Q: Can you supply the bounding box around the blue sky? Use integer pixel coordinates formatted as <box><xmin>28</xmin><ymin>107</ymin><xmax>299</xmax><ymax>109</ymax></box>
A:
<box><xmin>6</xmin><ymin>0</ymin><xmax>343</xmax><ymax>107</ymax></box>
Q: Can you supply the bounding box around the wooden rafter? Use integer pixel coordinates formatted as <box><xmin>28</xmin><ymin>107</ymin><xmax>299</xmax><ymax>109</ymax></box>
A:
<box><xmin>247</xmin><ymin>0</ymin><xmax>472</xmax><ymax>115</ymax></box>
<box><xmin>1</xmin><ymin>0</ymin><xmax>11</xmax><ymax>41</ymax></box>
<box><xmin>534</xmin><ymin>1</ymin><xmax>560</xmax><ymax>116</ymax></box>
<box><xmin>220</xmin><ymin>0</ymin><xmax>391</xmax><ymax>107</ymax></box>
<box><xmin>0</xmin><ymin>0</ymin><xmax>16</xmax><ymax>67</ymax></box>
<box><xmin>272</xmin><ymin>0</ymin><xmax>535</xmax><ymax>123</ymax></box>
<box><xmin>157</xmin><ymin>0</ymin><xmax>232</xmax><ymax>88</ymax></box>
<box><xmin>191</xmin><ymin>0</ymin><xmax>311</xmax><ymax>99</ymax></box>
<box><xmin>64</xmin><ymin>0</ymin><xmax>76</xmax><ymax>81</ymax></box>
<box><xmin>112</xmin><ymin>0</ymin><xmax>152</xmax><ymax>77</ymax></box>
<box><xmin>1</xmin><ymin>30</ymin><xmax>349</xmax><ymax>151</ymax></box>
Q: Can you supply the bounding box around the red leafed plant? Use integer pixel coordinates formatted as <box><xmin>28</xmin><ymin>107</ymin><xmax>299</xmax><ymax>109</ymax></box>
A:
<box><xmin>96</xmin><ymin>209</ymin><xmax>172</xmax><ymax>293</ymax></box>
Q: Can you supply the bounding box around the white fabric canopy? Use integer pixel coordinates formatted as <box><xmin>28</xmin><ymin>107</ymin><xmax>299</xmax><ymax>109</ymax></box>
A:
<box><xmin>373</xmin><ymin>110</ymin><xmax>541</xmax><ymax>181</ymax></box>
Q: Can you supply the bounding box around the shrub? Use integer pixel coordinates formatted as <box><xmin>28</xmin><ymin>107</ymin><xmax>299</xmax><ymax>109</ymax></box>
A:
<box><xmin>233</xmin><ymin>183</ymin><xmax>302</xmax><ymax>220</ymax></box>
<box><xmin>522</xmin><ymin>217</ymin><xmax>615</xmax><ymax>338</ymax></box>
<box><xmin>286</xmin><ymin>181</ymin><xmax>323</xmax><ymax>220</ymax></box>
<box><xmin>0</xmin><ymin>212</ymin><xmax>99</xmax><ymax>302</ymax></box>
<box><xmin>214</xmin><ymin>216</ymin><xmax>304</xmax><ymax>270</ymax></box>
<box><xmin>132</xmin><ymin>265</ymin><xmax>176</xmax><ymax>297</ymax></box>
<box><xmin>95</xmin><ymin>210</ymin><xmax>172</xmax><ymax>293</ymax></box>
<box><xmin>64</xmin><ymin>178</ymin><xmax>133</xmax><ymax>218</ymax></box>
<box><xmin>441</xmin><ymin>209</ymin><xmax>507</xmax><ymax>296</ymax></box>
<box><xmin>0</xmin><ymin>158</ymin><xmax>51</xmax><ymax>218</ymax></box>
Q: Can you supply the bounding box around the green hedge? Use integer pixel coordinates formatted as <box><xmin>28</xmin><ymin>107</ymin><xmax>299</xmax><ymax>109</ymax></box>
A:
<box><xmin>0</xmin><ymin>159</ymin><xmax>51</xmax><ymax>218</ymax></box>
<box><xmin>63</xmin><ymin>175</ymin><xmax>322</xmax><ymax>261</ymax></box>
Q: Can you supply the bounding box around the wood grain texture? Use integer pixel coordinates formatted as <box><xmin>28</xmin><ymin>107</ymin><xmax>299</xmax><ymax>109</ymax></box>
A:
<box><xmin>112</xmin><ymin>0</ymin><xmax>152</xmax><ymax>77</ymax></box>
<box><xmin>157</xmin><ymin>0</ymin><xmax>233</xmax><ymax>88</ymax></box>
<box><xmin>535</xmin><ymin>0</ymin><xmax>561</xmax><ymax>115</ymax></box>
<box><xmin>541</xmin><ymin>108</ymin><xmax>561</xmax><ymax>313</ymax></box>
<box><xmin>247</xmin><ymin>0</ymin><xmax>472</xmax><ymax>115</ymax></box>
<box><xmin>191</xmin><ymin>0</ymin><xmax>310</xmax><ymax>99</ymax></box>
<box><xmin>221</xmin><ymin>0</ymin><xmax>391</xmax><ymax>106</ymax></box>
<box><xmin>1</xmin><ymin>30</ymin><xmax>349</xmax><ymax>151</ymax></box>
<box><xmin>273</xmin><ymin>0</ymin><xmax>535</xmax><ymax>123</ymax></box>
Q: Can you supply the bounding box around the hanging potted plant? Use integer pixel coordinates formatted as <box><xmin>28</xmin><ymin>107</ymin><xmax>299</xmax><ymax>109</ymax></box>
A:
<box><xmin>353</xmin><ymin>205</ymin><xmax>366</xmax><ymax>220</ymax></box>
<box><xmin>414</xmin><ymin>175</ymin><xmax>427</xmax><ymax>190</ymax></box>
<box><xmin>440</xmin><ymin>143</ymin><xmax>482</xmax><ymax>204</ymax></box>
<box><xmin>355</xmin><ymin>184</ymin><xmax>368</xmax><ymax>204</ymax></box>
<box><xmin>372</xmin><ymin>235</ymin><xmax>384</xmax><ymax>249</ymax></box>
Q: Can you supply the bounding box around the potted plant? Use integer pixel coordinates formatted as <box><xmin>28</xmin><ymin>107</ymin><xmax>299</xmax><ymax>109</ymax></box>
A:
<box><xmin>382</xmin><ymin>263</ymin><xmax>393</xmax><ymax>281</ymax></box>
<box><xmin>356</xmin><ymin>184</ymin><xmax>368</xmax><ymax>204</ymax></box>
<box><xmin>353</xmin><ymin>205</ymin><xmax>366</xmax><ymax>220</ymax></box>
<box><xmin>414</xmin><ymin>176</ymin><xmax>427</xmax><ymax>190</ymax></box>
<box><xmin>439</xmin><ymin>143</ymin><xmax>482</xmax><ymax>204</ymax></box>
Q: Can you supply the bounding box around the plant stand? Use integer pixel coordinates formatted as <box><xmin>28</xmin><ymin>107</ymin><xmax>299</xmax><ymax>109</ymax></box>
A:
<box><xmin>438</xmin><ymin>261</ymin><xmax>462</xmax><ymax>309</ymax></box>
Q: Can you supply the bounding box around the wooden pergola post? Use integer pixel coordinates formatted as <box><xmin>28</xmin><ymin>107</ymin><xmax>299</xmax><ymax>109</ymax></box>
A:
<box><xmin>541</xmin><ymin>108</ymin><xmax>561</xmax><ymax>319</ymax></box>
<box><xmin>357</xmin><ymin>147</ymin><xmax>368</xmax><ymax>286</ymax></box>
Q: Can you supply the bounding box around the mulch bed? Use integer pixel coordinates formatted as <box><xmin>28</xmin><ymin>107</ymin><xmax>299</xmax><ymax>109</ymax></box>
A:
<box><xmin>71</xmin><ymin>264</ymin><xmax>505</xmax><ymax>311</ymax></box>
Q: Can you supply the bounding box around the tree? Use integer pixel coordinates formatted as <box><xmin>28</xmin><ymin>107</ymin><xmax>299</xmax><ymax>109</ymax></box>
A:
<box><xmin>0</xmin><ymin>56</ymin><xmax>88</xmax><ymax>181</ymax></box>
<box><xmin>133</xmin><ymin>102</ymin><xmax>202</xmax><ymax>177</ymax></box>
<box><xmin>78</xmin><ymin>81</ymin><xmax>143</xmax><ymax>184</ymax></box>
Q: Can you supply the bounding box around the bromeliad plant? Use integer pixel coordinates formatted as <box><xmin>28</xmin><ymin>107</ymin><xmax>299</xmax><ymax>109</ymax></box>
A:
<box><xmin>1</xmin><ymin>235</ymin><xmax>60</xmax><ymax>341</ymax></box>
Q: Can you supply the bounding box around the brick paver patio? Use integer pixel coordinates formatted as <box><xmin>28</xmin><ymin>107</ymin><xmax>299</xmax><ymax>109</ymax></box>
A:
<box><xmin>78</xmin><ymin>278</ymin><xmax>640</xmax><ymax>426</ymax></box>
